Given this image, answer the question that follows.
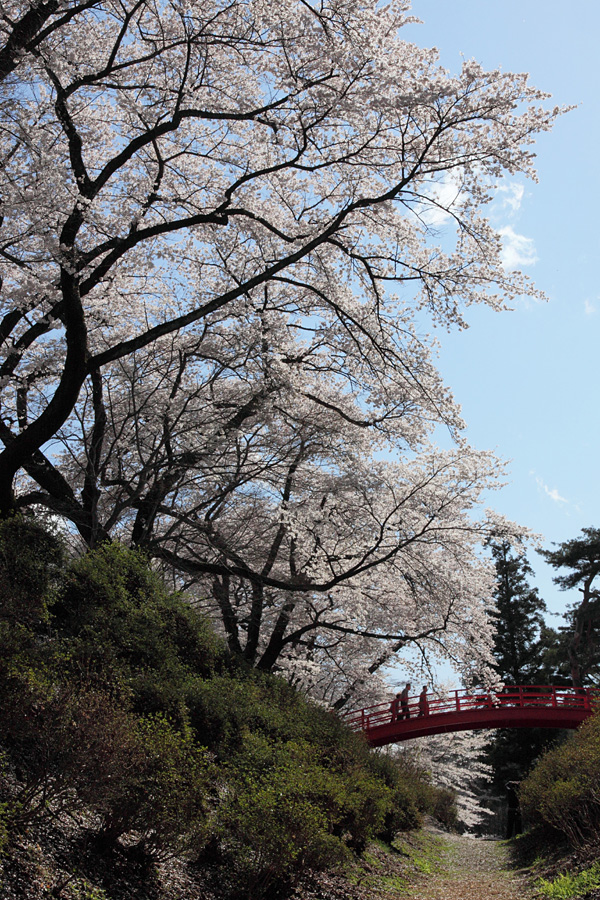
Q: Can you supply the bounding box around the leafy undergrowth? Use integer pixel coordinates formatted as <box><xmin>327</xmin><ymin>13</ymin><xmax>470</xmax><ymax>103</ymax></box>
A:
<box><xmin>510</xmin><ymin>830</ymin><xmax>600</xmax><ymax>900</ymax></box>
<box><xmin>0</xmin><ymin>813</ymin><xmax>449</xmax><ymax>900</ymax></box>
<box><xmin>291</xmin><ymin>825</ymin><xmax>448</xmax><ymax>900</ymax></box>
<box><xmin>535</xmin><ymin>863</ymin><xmax>600</xmax><ymax>900</ymax></box>
<box><xmin>0</xmin><ymin>517</ymin><xmax>458</xmax><ymax>900</ymax></box>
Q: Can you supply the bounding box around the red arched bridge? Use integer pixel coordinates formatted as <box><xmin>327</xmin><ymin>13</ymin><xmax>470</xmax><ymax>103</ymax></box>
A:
<box><xmin>344</xmin><ymin>686</ymin><xmax>600</xmax><ymax>747</ymax></box>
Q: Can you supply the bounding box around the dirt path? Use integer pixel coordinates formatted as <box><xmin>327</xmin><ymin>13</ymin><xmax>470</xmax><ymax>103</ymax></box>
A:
<box><xmin>404</xmin><ymin>831</ymin><xmax>535</xmax><ymax>900</ymax></box>
<box><xmin>294</xmin><ymin>827</ymin><xmax>537</xmax><ymax>900</ymax></box>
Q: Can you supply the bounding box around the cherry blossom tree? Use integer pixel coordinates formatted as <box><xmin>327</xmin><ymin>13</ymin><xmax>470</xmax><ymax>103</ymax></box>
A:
<box><xmin>35</xmin><ymin>303</ymin><xmax>518</xmax><ymax>704</ymax></box>
<box><xmin>1</xmin><ymin>0</ymin><xmax>559</xmax><ymax>510</ymax></box>
<box><xmin>0</xmin><ymin>0</ymin><xmax>560</xmax><ymax>700</ymax></box>
<box><xmin>403</xmin><ymin>728</ymin><xmax>494</xmax><ymax>830</ymax></box>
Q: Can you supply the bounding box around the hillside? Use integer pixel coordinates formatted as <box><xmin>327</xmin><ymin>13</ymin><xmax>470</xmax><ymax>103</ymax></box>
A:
<box><xmin>0</xmin><ymin>516</ymin><xmax>456</xmax><ymax>900</ymax></box>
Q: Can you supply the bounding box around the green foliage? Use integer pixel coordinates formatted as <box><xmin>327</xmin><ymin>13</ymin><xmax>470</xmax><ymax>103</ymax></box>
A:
<box><xmin>489</xmin><ymin>540</ymin><xmax>548</xmax><ymax>684</ymax></box>
<box><xmin>54</xmin><ymin>542</ymin><xmax>224</xmax><ymax>712</ymax></box>
<box><xmin>206</xmin><ymin>723</ymin><xmax>413</xmax><ymax>894</ymax></box>
<box><xmin>214</xmin><ymin>737</ymin><xmax>351</xmax><ymax>897</ymax></box>
<box><xmin>485</xmin><ymin>540</ymin><xmax>567</xmax><ymax>788</ymax></box>
<box><xmin>2</xmin><ymin>676</ymin><xmax>210</xmax><ymax>852</ymax></box>
<box><xmin>187</xmin><ymin>669</ymin><xmax>369</xmax><ymax>760</ymax></box>
<box><xmin>211</xmin><ymin>732</ymin><xmax>446</xmax><ymax>898</ymax></box>
<box><xmin>368</xmin><ymin>752</ymin><xmax>459</xmax><ymax>834</ymax></box>
<box><xmin>541</xmin><ymin>528</ymin><xmax>600</xmax><ymax>592</ymax></box>
<box><xmin>0</xmin><ymin>514</ymin><xmax>63</xmax><ymax>628</ymax></box>
<box><xmin>366</xmin><ymin>753</ymin><xmax>421</xmax><ymax>838</ymax></box>
<box><xmin>520</xmin><ymin>711</ymin><xmax>600</xmax><ymax>846</ymax></box>
<box><xmin>0</xmin><ymin>516</ymin><xmax>65</xmax><ymax>733</ymax></box>
<box><xmin>0</xmin><ymin>539</ymin><xmax>219</xmax><ymax>849</ymax></box>
<box><xmin>421</xmin><ymin>783</ymin><xmax>459</xmax><ymax>831</ymax></box>
<box><xmin>186</xmin><ymin>672</ymin><xmax>292</xmax><ymax>755</ymax></box>
<box><xmin>92</xmin><ymin>714</ymin><xmax>211</xmax><ymax>852</ymax></box>
<box><xmin>5</xmin><ymin>683</ymin><xmax>140</xmax><ymax>826</ymax></box>
<box><xmin>486</xmin><ymin>727</ymin><xmax>566</xmax><ymax>793</ymax></box>
<box><xmin>0</xmin><ymin>522</ymin><xmax>445</xmax><ymax>899</ymax></box>
<box><xmin>535</xmin><ymin>862</ymin><xmax>600</xmax><ymax>899</ymax></box>
<box><xmin>541</xmin><ymin>527</ymin><xmax>600</xmax><ymax>686</ymax></box>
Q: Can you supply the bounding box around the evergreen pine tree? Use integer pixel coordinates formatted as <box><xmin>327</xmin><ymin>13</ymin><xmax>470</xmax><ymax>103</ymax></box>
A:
<box><xmin>485</xmin><ymin>541</ymin><xmax>562</xmax><ymax>791</ymax></box>
<box><xmin>541</xmin><ymin>527</ymin><xmax>600</xmax><ymax>686</ymax></box>
<box><xmin>490</xmin><ymin>540</ymin><xmax>547</xmax><ymax>684</ymax></box>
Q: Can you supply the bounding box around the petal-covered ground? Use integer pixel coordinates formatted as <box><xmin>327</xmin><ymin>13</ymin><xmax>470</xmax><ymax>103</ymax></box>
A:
<box><xmin>404</xmin><ymin>832</ymin><xmax>533</xmax><ymax>900</ymax></box>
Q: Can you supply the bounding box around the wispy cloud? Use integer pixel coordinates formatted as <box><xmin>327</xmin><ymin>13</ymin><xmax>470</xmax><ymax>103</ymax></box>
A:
<box><xmin>420</xmin><ymin>172</ymin><xmax>464</xmax><ymax>227</ymax></box>
<box><xmin>584</xmin><ymin>299</ymin><xmax>596</xmax><ymax>315</ymax></box>
<box><xmin>496</xmin><ymin>182</ymin><xmax>525</xmax><ymax>213</ymax></box>
<box><xmin>497</xmin><ymin>226</ymin><xmax>538</xmax><ymax>269</ymax></box>
<box><xmin>536</xmin><ymin>476</ymin><xmax>567</xmax><ymax>504</ymax></box>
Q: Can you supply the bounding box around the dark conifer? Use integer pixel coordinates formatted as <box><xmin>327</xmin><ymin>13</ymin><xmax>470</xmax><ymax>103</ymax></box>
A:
<box><xmin>541</xmin><ymin>527</ymin><xmax>600</xmax><ymax>686</ymax></box>
<box><xmin>485</xmin><ymin>540</ymin><xmax>561</xmax><ymax>791</ymax></box>
<box><xmin>490</xmin><ymin>540</ymin><xmax>547</xmax><ymax>684</ymax></box>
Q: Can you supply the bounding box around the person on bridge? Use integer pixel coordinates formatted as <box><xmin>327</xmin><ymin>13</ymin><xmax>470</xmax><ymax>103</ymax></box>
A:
<box><xmin>390</xmin><ymin>692</ymin><xmax>402</xmax><ymax>722</ymax></box>
<box><xmin>418</xmin><ymin>685</ymin><xmax>429</xmax><ymax>716</ymax></box>
<box><xmin>400</xmin><ymin>682</ymin><xmax>411</xmax><ymax>719</ymax></box>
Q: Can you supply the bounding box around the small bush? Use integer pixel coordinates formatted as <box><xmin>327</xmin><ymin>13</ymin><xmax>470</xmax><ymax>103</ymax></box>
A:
<box><xmin>186</xmin><ymin>670</ymin><xmax>357</xmax><ymax>757</ymax></box>
<box><xmin>213</xmin><ymin>736</ymin><xmax>362</xmax><ymax>898</ymax></box>
<box><xmin>423</xmin><ymin>784</ymin><xmax>459</xmax><ymax>831</ymax></box>
<box><xmin>3</xmin><ymin>678</ymin><xmax>211</xmax><ymax>852</ymax></box>
<box><xmin>364</xmin><ymin>754</ymin><xmax>421</xmax><ymax>841</ymax></box>
<box><xmin>367</xmin><ymin>752</ymin><xmax>458</xmax><ymax>837</ymax></box>
<box><xmin>92</xmin><ymin>714</ymin><xmax>211</xmax><ymax>852</ymax></box>
<box><xmin>520</xmin><ymin>711</ymin><xmax>600</xmax><ymax>846</ymax></box>
<box><xmin>0</xmin><ymin>515</ymin><xmax>63</xmax><ymax>628</ymax></box>
<box><xmin>2</xmin><ymin>681</ymin><xmax>139</xmax><ymax>827</ymax></box>
<box><xmin>53</xmin><ymin>542</ymin><xmax>224</xmax><ymax>718</ymax></box>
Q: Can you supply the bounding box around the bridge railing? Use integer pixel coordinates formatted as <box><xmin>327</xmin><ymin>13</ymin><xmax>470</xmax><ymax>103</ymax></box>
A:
<box><xmin>343</xmin><ymin>685</ymin><xmax>600</xmax><ymax>734</ymax></box>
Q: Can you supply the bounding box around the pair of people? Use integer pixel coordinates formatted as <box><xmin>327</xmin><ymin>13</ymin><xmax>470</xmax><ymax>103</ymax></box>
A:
<box><xmin>390</xmin><ymin>683</ymin><xmax>429</xmax><ymax>721</ymax></box>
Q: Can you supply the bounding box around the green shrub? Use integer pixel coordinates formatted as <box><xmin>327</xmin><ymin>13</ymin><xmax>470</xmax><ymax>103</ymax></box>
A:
<box><xmin>92</xmin><ymin>714</ymin><xmax>211</xmax><ymax>852</ymax></box>
<box><xmin>423</xmin><ymin>784</ymin><xmax>459</xmax><ymax>831</ymax></box>
<box><xmin>53</xmin><ymin>542</ymin><xmax>224</xmax><ymax>718</ymax></box>
<box><xmin>0</xmin><ymin>519</ymin><xmax>436</xmax><ymax>887</ymax></box>
<box><xmin>0</xmin><ymin>517</ymin><xmax>64</xmax><ymax>721</ymax></box>
<box><xmin>3</xmin><ymin>679</ymin><xmax>211</xmax><ymax>853</ymax></box>
<box><xmin>186</xmin><ymin>669</ymin><xmax>373</xmax><ymax>765</ymax></box>
<box><xmin>520</xmin><ymin>711</ymin><xmax>600</xmax><ymax>846</ymax></box>
<box><xmin>2</xmin><ymin>681</ymin><xmax>139</xmax><ymax>826</ymax></box>
<box><xmin>361</xmin><ymin>753</ymin><xmax>420</xmax><ymax>841</ymax></box>
<box><xmin>0</xmin><ymin>515</ymin><xmax>63</xmax><ymax>628</ymax></box>
<box><xmin>213</xmin><ymin>735</ymin><xmax>371</xmax><ymax>898</ymax></box>
<box><xmin>216</xmin><ymin>772</ymin><xmax>345</xmax><ymax>899</ymax></box>
<box><xmin>367</xmin><ymin>752</ymin><xmax>458</xmax><ymax>837</ymax></box>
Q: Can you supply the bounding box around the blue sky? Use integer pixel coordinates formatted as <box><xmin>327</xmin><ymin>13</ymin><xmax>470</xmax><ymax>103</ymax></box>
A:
<box><xmin>402</xmin><ymin>2</ymin><xmax>600</xmax><ymax>621</ymax></box>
